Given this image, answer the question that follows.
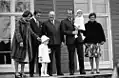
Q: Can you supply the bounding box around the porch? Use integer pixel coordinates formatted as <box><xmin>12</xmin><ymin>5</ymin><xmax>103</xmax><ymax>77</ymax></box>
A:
<box><xmin>0</xmin><ymin>70</ymin><xmax>112</xmax><ymax>78</ymax></box>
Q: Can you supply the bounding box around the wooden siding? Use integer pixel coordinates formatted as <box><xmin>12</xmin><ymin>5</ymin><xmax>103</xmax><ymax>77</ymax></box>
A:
<box><xmin>55</xmin><ymin>0</ymin><xmax>74</xmax><ymax>73</ymax></box>
<box><xmin>55</xmin><ymin>0</ymin><xmax>74</xmax><ymax>21</ymax></box>
<box><xmin>34</xmin><ymin>0</ymin><xmax>54</xmax><ymax>21</ymax></box>
<box><xmin>110</xmin><ymin>0</ymin><xmax>119</xmax><ymax>65</ymax></box>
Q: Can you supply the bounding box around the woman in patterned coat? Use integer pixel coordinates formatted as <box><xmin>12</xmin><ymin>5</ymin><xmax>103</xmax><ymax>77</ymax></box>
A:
<box><xmin>11</xmin><ymin>10</ymin><xmax>33</xmax><ymax>78</ymax></box>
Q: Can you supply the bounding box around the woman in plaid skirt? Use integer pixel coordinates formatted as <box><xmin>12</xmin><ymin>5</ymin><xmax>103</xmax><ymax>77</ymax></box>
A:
<box><xmin>84</xmin><ymin>13</ymin><xmax>106</xmax><ymax>74</ymax></box>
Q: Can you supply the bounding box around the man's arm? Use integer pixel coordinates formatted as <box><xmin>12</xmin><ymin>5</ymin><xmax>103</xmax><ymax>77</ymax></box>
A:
<box><xmin>29</xmin><ymin>21</ymin><xmax>40</xmax><ymax>39</ymax></box>
<box><xmin>42</xmin><ymin>22</ymin><xmax>47</xmax><ymax>36</ymax></box>
<box><xmin>60</xmin><ymin>21</ymin><xmax>74</xmax><ymax>35</ymax></box>
<box><xmin>61</xmin><ymin>20</ymin><xmax>78</xmax><ymax>36</ymax></box>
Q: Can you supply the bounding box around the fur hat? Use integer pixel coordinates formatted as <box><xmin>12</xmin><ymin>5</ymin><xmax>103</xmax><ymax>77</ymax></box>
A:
<box><xmin>41</xmin><ymin>35</ymin><xmax>49</xmax><ymax>43</ymax></box>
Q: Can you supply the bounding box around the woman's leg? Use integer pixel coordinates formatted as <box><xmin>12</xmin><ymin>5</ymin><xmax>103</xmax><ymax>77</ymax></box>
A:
<box><xmin>14</xmin><ymin>61</ymin><xmax>19</xmax><ymax>74</ymax></box>
<box><xmin>89</xmin><ymin>57</ymin><xmax>94</xmax><ymax>73</ymax></box>
<box><xmin>21</xmin><ymin>63</ymin><xmax>25</xmax><ymax>74</ymax></box>
<box><xmin>20</xmin><ymin>63</ymin><xmax>27</xmax><ymax>77</ymax></box>
<box><xmin>95</xmin><ymin>57</ymin><xmax>100</xmax><ymax>73</ymax></box>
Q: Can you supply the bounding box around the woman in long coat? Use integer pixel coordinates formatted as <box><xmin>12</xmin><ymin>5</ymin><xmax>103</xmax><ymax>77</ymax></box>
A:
<box><xmin>11</xmin><ymin>10</ymin><xmax>33</xmax><ymax>78</ymax></box>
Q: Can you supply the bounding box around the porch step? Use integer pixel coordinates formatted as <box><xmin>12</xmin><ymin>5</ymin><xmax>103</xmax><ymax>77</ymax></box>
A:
<box><xmin>0</xmin><ymin>73</ymin><xmax>112</xmax><ymax>78</ymax></box>
<box><xmin>0</xmin><ymin>70</ymin><xmax>113</xmax><ymax>78</ymax></box>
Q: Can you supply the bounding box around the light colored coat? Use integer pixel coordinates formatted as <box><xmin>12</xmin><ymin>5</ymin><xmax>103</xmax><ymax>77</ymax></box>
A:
<box><xmin>38</xmin><ymin>44</ymin><xmax>50</xmax><ymax>63</ymax></box>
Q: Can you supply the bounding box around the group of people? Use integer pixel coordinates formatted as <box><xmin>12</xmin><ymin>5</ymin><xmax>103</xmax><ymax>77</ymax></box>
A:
<box><xmin>11</xmin><ymin>9</ymin><xmax>106</xmax><ymax>78</ymax></box>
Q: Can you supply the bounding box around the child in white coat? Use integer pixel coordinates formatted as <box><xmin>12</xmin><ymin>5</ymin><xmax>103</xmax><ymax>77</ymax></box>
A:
<box><xmin>74</xmin><ymin>9</ymin><xmax>85</xmax><ymax>39</ymax></box>
<box><xmin>38</xmin><ymin>35</ymin><xmax>51</xmax><ymax>77</ymax></box>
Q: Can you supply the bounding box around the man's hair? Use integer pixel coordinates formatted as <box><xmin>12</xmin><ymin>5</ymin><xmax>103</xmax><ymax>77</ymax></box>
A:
<box><xmin>34</xmin><ymin>10</ymin><xmax>42</xmax><ymax>15</ymax></box>
<box><xmin>22</xmin><ymin>10</ymin><xmax>32</xmax><ymax>17</ymax></box>
<box><xmin>89</xmin><ymin>13</ymin><xmax>96</xmax><ymax>18</ymax></box>
<box><xmin>67</xmin><ymin>9</ymin><xmax>73</xmax><ymax>14</ymax></box>
<box><xmin>49</xmin><ymin>11</ymin><xmax>55</xmax><ymax>15</ymax></box>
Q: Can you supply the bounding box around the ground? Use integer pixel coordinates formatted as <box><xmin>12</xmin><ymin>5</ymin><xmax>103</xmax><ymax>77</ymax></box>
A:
<box><xmin>0</xmin><ymin>70</ymin><xmax>112</xmax><ymax>78</ymax></box>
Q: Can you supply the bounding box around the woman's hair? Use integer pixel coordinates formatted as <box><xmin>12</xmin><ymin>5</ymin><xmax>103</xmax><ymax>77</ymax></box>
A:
<box><xmin>89</xmin><ymin>13</ymin><xmax>96</xmax><ymax>18</ymax></box>
<box><xmin>22</xmin><ymin>10</ymin><xmax>32</xmax><ymax>17</ymax></box>
<box><xmin>34</xmin><ymin>10</ymin><xmax>42</xmax><ymax>15</ymax></box>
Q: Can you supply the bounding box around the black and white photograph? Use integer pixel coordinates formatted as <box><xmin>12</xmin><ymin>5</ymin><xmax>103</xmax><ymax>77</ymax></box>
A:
<box><xmin>0</xmin><ymin>0</ymin><xmax>118</xmax><ymax>78</ymax></box>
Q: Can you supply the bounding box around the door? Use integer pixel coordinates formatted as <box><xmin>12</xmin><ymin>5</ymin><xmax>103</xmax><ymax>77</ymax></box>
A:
<box><xmin>74</xmin><ymin>0</ymin><xmax>113</xmax><ymax>69</ymax></box>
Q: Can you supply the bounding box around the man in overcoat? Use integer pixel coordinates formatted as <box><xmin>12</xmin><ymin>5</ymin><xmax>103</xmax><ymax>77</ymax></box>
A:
<box><xmin>29</xmin><ymin>10</ymin><xmax>42</xmax><ymax>77</ymax></box>
<box><xmin>60</xmin><ymin>9</ymin><xmax>86</xmax><ymax>75</ymax></box>
<box><xmin>42</xmin><ymin>11</ymin><xmax>64</xmax><ymax>76</ymax></box>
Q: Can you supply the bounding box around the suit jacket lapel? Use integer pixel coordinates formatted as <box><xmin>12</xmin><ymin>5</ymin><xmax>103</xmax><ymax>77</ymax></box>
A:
<box><xmin>32</xmin><ymin>18</ymin><xmax>41</xmax><ymax>28</ymax></box>
<box><xmin>48</xmin><ymin>20</ymin><xmax>56</xmax><ymax>32</ymax></box>
<box><xmin>67</xmin><ymin>18</ymin><xmax>74</xmax><ymax>28</ymax></box>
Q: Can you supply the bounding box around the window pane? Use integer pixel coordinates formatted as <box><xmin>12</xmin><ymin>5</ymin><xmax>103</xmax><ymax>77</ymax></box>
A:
<box><xmin>93</xmin><ymin>0</ymin><xmax>107</xmax><ymax>13</ymax></box>
<box><xmin>0</xmin><ymin>0</ymin><xmax>10</xmax><ymax>12</ymax></box>
<box><xmin>96</xmin><ymin>17</ymin><xmax>109</xmax><ymax>61</ymax></box>
<box><xmin>0</xmin><ymin>53</ymin><xmax>11</xmax><ymax>64</ymax></box>
<box><xmin>15</xmin><ymin>0</ymin><xmax>30</xmax><ymax>12</ymax></box>
<box><xmin>0</xmin><ymin>16</ymin><xmax>11</xmax><ymax>51</ymax></box>
<box><xmin>74</xmin><ymin>0</ymin><xmax>89</xmax><ymax>13</ymax></box>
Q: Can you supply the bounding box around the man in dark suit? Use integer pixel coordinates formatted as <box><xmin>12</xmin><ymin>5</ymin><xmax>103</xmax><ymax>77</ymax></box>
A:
<box><xmin>29</xmin><ymin>10</ymin><xmax>42</xmax><ymax>77</ymax></box>
<box><xmin>42</xmin><ymin>11</ymin><xmax>64</xmax><ymax>76</ymax></box>
<box><xmin>60</xmin><ymin>9</ymin><xmax>86</xmax><ymax>75</ymax></box>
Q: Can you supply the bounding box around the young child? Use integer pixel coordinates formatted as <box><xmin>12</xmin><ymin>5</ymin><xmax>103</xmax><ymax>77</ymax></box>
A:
<box><xmin>38</xmin><ymin>35</ymin><xmax>51</xmax><ymax>77</ymax></box>
<box><xmin>74</xmin><ymin>9</ymin><xmax>85</xmax><ymax>39</ymax></box>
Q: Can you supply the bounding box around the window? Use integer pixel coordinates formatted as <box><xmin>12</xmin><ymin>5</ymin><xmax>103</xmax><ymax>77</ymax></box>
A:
<box><xmin>74</xmin><ymin>0</ymin><xmax>113</xmax><ymax>68</ymax></box>
<box><xmin>0</xmin><ymin>0</ymin><xmax>34</xmax><ymax>65</ymax></box>
<box><xmin>15</xmin><ymin>0</ymin><xmax>30</xmax><ymax>12</ymax></box>
<box><xmin>0</xmin><ymin>0</ymin><xmax>10</xmax><ymax>12</ymax></box>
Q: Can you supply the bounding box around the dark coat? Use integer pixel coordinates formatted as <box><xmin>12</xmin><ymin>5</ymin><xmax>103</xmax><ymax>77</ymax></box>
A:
<box><xmin>11</xmin><ymin>18</ymin><xmax>32</xmax><ymax>62</ymax></box>
<box><xmin>42</xmin><ymin>20</ymin><xmax>64</xmax><ymax>45</ymax></box>
<box><xmin>60</xmin><ymin>18</ymin><xmax>83</xmax><ymax>45</ymax></box>
<box><xmin>84</xmin><ymin>21</ymin><xmax>106</xmax><ymax>43</ymax></box>
<box><xmin>30</xmin><ymin>18</ymin><xmax>42</xmax><ymax>45</ymax></box>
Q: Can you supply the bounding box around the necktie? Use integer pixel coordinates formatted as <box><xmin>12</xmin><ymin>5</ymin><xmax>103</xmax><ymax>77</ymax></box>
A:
<box><xmin>51</xmin><ymin>20</ymin><xmax>54</xmax><ymax>25</ymax></box>
<box><xmin>36</xmin><ymin>21</ymin><xmax>39</xmax><ymax>27</ymax></box>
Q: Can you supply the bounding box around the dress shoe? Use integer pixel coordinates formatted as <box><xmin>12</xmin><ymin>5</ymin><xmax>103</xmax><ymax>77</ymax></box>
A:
<box><xmin>70</xmin><ymin>73</ymin><xmax>74</xmax><ymax>75</ymax></box>
<box><xmin>30</xmin><ymin>74</ymin><xmax>34</xmax><ymax>77</ymax></box>
<box><xmin>80</xmin><ymin>71</ymin><xmax>86</xmax><ymax>74</ymax></box>
<box><xmin>90</xmin><ymin>71</ymin><xmax>94</xmax><ymax>74</ymax></box>
<box><xmin>41</xmin><ymin>74</ymin><xmax>45</xmax><ymax>77</ymax></box>
<box><xmin>96</xmin><ymin>71</ymin><xmax>100</xmax><ymax>74</ymax></box>
<box><xmin>15</xmin><ymin>73</ymin><xmax>21</xmax><ymax>78</ymax></box>
<box><xmin>45</xmin><ymin>74</ymin><xmax>49</xmax><ymax>76</ymax></box>
<box><xmin>49</xmin><ymin>73</ymin><xmax>53</xmax><ymax>76</ymax></box>
<box><xmin>57</xmin><ymin>73</ymin><xmax>64</xmax><ymax>76</ymax></box>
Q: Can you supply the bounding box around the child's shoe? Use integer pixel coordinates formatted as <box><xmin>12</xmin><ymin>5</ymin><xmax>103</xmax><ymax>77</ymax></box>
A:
<box><xmin>45</xmin><ymin>74</ymin><xmax>49</xmax><ymax>76</ymax></box>
<box><xmin>41</xmin><ymin>74</ymin><xmax>45</xmax><ymax>77</ymax></box>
